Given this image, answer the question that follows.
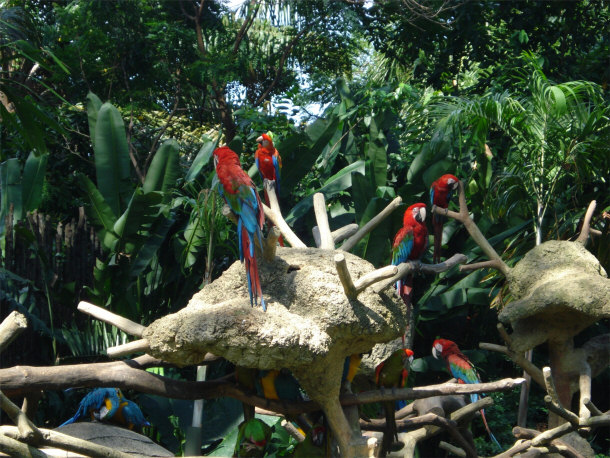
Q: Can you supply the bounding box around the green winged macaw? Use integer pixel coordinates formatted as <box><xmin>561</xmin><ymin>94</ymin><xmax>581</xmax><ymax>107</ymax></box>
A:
<box><xmin>432</xmin><ymin>338</ymin><xmax>501</xmax><ymax>450</ymax></box>
<box><xmin>234</xmin><ymin>418</ymin><xmax>272</xmax><ymax>457</ymax></box>
<box><xmin>214</xmin><ymin>145</ymin><xmax>266</xmax><ymax>310</ymax></box>
<box><xmin>375</xmin><ymin>349</ymin><xmax>414</xmax><ymax>457</ymax></box>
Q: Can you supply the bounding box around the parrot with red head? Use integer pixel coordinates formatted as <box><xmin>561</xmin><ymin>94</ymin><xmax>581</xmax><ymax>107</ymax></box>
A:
<box><xmin>255</xmin><ymin>132</ymin><xmax>284</xmax><ymax>246</ymax></box>
<box><xmin>430</xmin><ymin>174</ymin><xmax>459</xmax><ymax>263</ymax></box>
<box><xmin>375</xmin><ymin>349</ymin><xmax>414</xmax><ymax>456</ymax></box>
<box><xmin>255</xmin><ymin>133</ymin><xmax>282</xmax><ymax>204</ymax></box>
<box><xmin>391</xmin><ymin>203</ymin><xmax>428</xmax><ymax>306</ymax></box>
<box><xmin>432</xmin><ymin>338</ymin><xmax>501</xmax><ymax>450</ymax></box>
<box><xmin>214</xmin><ymin>146</ymin><xmax>266</xmax><ymax>311</ymax></box>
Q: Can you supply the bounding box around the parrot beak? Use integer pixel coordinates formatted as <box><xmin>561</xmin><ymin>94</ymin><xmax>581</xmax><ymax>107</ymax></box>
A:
<box><xmin>408</xmin><ymin>355</ymin><xmax>414</xmax><ymax>365</ymax></box>
<box><xmin>420</xmin><ymin>207</ymin><xmax>426</xmax><ymax>222</ymax></box>
<box><xmin>432</xmin><ymin>345</ymin><xmax>441</xmax><ymax>359</ymax></box>
<box><xmin>256</xmin><ymin>135</ymin><xmax>263</xmax><ymax>143</ymax></box>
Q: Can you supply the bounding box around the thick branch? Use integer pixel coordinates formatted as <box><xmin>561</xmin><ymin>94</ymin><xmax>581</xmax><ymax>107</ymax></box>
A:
<box><xmin>340</xmin><ymin>196</ymin><xmax>402</xmax><ymax>252</ymax></box>
<box><xmin>78</xmin><ymin>301</ymin><xmax>145</xmax><ymax>337</ymax></box>
<box><xmin>480</xmin><ymin>341</ymin><xmax>545</xmax><ymax>388</ymax></box>
<box><xmin>0</xmin><ymin>391</ymin><xmax>41</xmax><ymax>442</ymax></box>
<box><xmin>542</xmin><ymin>367</ymin><xmax>579</xmax><ymax>426</ymax></box>
<box><xmin>232</xmin><ymin>0</ymin><xmax>260</xmax><ymax>55</ymax></box>
<box><xmin>335</xmin><ymin>253</ymin><xmax>357</xmax><ymax>299</ymax></box>
<box><xmin>0</xmin><ymin>310</ymin><xmax>28</xmax><ymax>353</ymax></box>
<box><xmin>373</xmin><ymin>253</ymin><xmax>468</xmax><ymax>294</ymax></box>
<box><xmin>578</xmin><ymin>362</ymin><xmax>592</xmax><ymax>427</ymax></box>
<box><xmin>313</xmin><ymin>193</ymin><xmax>334</xmax><ymax>249</ymax></box>
<box><xmin>432</xmin><ymin>180</ymin><xmax>510</xmax><ymax>276</ymax></box>
<box><xmin>495</xmin><ymin>423</ymin><xmax>574</xmax><ymax>458</ymax></box>
<box><xmin>0</xmin><ymin>425</ymin><xmax>131</xmax><ymax>458</ymax></box>
<box><xmin>263</xmin><ymin>226</ymin><xmax>281</xmax><ymax>261</ymax></box>
<box><xmin>0</xmin><ymin>433</ymin><xmax>46</xmax><ymax>458</ymax></box>
<box><xmin>281</xmin><ymin>419</ymin><xmax>305</xmax><ymax>442</ymax></box>
<box><xmin>106</xmin><ymin>339</ymin><xmax>150</xmax><ymax>358</ymax></box>
<box><xmin>263</xmin><ymin>181</ymin><xmax>306</xmax><ymax>248</ymax></box>
<box><xmin>335</xmin><ymin>254</ymin><xmax>398</xmax><ymax>299</ymax></box>
<box><xmin>460</xmin><ymin>259</ymin><xmax>506</xmax><ymax>272</ymax></box>
<box><xmin>1</xmin><ymin>359</ymin><xmax>525</xmax><ymax>417</ymax></box>
<box><xmin>439</xmin><ymin>441</ymin><xmax>466</xmax><ymax>457</ymax></box>
<box><xmin>576</xmin><ymin>200</ymin><xmax>596</xmax><ymax>245</ymax></box>
<box><xmin>332</xmin><ymin>224</ymin><xmax>359</xmax><ymax>244</ymax></box>
<box><xmin>512</xmin><ymin>427</ymin><xmax>585</xmax><ymax>458</ymax></box>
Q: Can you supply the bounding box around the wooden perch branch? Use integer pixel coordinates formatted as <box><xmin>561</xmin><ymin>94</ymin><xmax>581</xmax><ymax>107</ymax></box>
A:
<box><xmin>576</xmin><ymin>200</ymin><xmax>597</xmax><ymax>245</ymax></box>
<box><xmin>340</xmin><ymin>196</ymin><xmax>402</xmax><ymax>252</ymax></box>
<box><xmin>542</xmin><ymin>367</ymin><xmax>579</xmax><ymax>426</ymax></box>
<box><xmin>106</xmin><ymin>338</ymin><xmax>150</xmax><ymax>358</ymax></box>
<box><xmin>263</xmin><ymin>226</ymin><xmax>281</xmax><ymax>261</ymax></box>
<box><xmin>0</xmin><ymin>310</ymin><xmax>28</xmax><ymax>353</ymax></box>
<box><xmin>578</xmin><ymin>361</ymin><xmax>592</xmax><ymax>430</ymax></box>
<box><xmin>263</xmin><ymin>181</ymin><xmax>306</xmax><ymax>248</ymax></box>
<box><xmin>313</xmin><ymin>223</ymin><xmax>359</xmax><ymax>248</ymax></box>
<box><xmin>0</xmin><ymin>390</ymin><xmax>41</xmax><ymax>442</ymax></box>
<box><xmin>480</xmin><ymin>340</ymin><xmax>545</xmax><ymax>388</ymax></box>
<box><xmin>0</xmin><ymin>433</ymin><xmax>46</xmax><ymax>458</ymax></box>
<box><xmin>373</xmin><ymin>253</ymin><xmax>468</xmax><ymax>294</ymax></box>
<box><xmin>78</xmin><ymin>301</ymin><xmax>145</xmax><ymax>337</ymax></box>
<box><xmin>432</xmin><ymin>180</ymin><xmax>510</xmax><ymax>276</ymax></box>
<box><xmin>313</xmin><ymin>193</ymin><xmax>334</xmax><ymax>249</ymax></box>
<box><xmin>335</xmin><ymin>254</ymin><xmax>398</xmax><ymax>299</ymax></box>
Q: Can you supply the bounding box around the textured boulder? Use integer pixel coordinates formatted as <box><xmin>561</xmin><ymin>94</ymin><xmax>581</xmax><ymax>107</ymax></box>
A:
<box><xmin>53</xmin><ymin>422</ymin><xmax>172</xmax><ymax>457</ymax></box>
<box><xmin>144</xmin><ymin>247</ymin><xmax>406</xmax><ymax>402</ymax></box>
<box><xmin>499</xmin><ymin>240</ymin><xmax>610</xmax><ymax>352</ymax></box>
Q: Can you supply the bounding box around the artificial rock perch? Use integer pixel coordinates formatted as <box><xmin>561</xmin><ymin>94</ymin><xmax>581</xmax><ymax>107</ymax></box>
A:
<box><xmin>143</xmin><ymin>246</ymin><xmax>408</xmax><ymax>456</ymax></box>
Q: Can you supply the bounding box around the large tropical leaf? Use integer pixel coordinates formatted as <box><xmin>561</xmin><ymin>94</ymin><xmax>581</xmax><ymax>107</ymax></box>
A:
<box><xmin>143</xmin><ymin>139</ymin><xmax>181</xmax><ymax>197</ymax></box>
<box><xmin>185</xmin><ymin>139</ymin><xmax>218</xmax><ymax>183</ymax></box>
<box><xmin>86</xmin><ymin>92</ymin><xmax>103</xmax><ymax>149</ymax></box>
<box><xmin>93</xmin><ymin>102</ymin><xmax>132</xmax><ymax>217</ymax></box>
<box><xmin>21</xmin><ymin>151</ymin><xmax>48</xmax><ymax>212</ymax></box>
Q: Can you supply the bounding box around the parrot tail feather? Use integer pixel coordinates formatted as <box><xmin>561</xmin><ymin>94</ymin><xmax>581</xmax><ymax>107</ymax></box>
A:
<box><xmin>59</xmin><ymin>416</ymin><xmax>78</xmax><ymax>427</ymax></box>
<box><xmin>381</xmin><ymin>401</ymin><xmax>397</xmax><ymax>456</ymax></box>
<box><xmin>480</xmin><ymin>408</ymin><xmax>502</xmax><ymax>451</ymax></box>
<box><xmin>242</xmin><ymin>225</ymin><xmax>266</xmax><ymax>311</ymax></box>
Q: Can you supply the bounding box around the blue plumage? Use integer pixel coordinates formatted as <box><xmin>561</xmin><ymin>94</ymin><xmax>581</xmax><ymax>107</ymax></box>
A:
<box><xmin>60</xmin><ymin>388</ymin><xmax>124</xmax><ymax>427</ymax></box>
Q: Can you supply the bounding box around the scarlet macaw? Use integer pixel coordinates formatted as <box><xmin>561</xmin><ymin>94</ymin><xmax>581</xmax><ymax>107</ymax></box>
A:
<box><xmin>430</xmin><ymin>174</ymin><xmax>459</xmax><ymax>263</ymax></box>
<box><xmin>60</xmin><ymin>388</ymin><xmax>125</xmax><ymax>427</ymax></box>
<box><xmin>214</xmin><ymin>146</ymin><xmax>266</xmax><ymax>311</ymax></box>
<box><xmin>254</xmin><ymin>133</ymin><xmax>282</xmax><ymax>203</ymax></box>
<box><xmin>375</xmin><ymin>349</ymin><xmax>414</xmax><ymax>456</ymax></box>
<box><xmin>391</xmin><ymin>203</ymin><xmax>428</xmax><ymax>305</ymax></box>
<box><xmin>432</xmin><ymin>338</ymin><xmax>501</xmax><ymax>450</ymax></box>
<box><xmin>255</xmin><ymin>132</ymin><xmax>284</xmax><ymax>246</ymax></box>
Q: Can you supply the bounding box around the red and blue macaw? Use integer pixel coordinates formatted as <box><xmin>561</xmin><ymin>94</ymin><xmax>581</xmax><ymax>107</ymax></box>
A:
<box><xmin>432</xmin><ymin>338</ymin><xmax>501</xmax><ymax>450</ymax></box>
<box><xmin>60</xmin><ymin>388</ymin><xmax>150</xmax><ymax>431</ymax></box>
<box><xmin>391</xmin><ymin>203</ymin><xmax>428</xmax><ymax>305</ymax></box>
<box><xmin>430</xmin><ymin>174</ymin><xmax>459</xmax><ymax>264</ymax></box>
<box><xmin>255</xmin><ymin>132</ymin><xmax>284</xmax><ymax>246</ymax></box>
<box><xmin>375</xmin><ymin>349</ymin><xmax>414</xmax><ymax>457</ymax></box>
<box><xmin>255</xmin><ymin>133</ymin><xmax>282</xmax><ymax>204</ymax></box>
<box><xmin>214</xmin><ymin>146</ymin><xmax>266</xmax><ymax>311</ymax></box>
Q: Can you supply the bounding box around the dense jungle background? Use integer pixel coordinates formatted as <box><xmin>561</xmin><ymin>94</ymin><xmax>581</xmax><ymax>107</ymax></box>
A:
<box><xmin>0</xmin><ymin>0</ymin><xmax>609</xmax><ymax>455</ymax></box>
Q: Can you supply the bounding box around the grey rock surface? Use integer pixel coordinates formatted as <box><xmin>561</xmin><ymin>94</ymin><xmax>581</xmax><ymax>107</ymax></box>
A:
<box><xmin>144</xmin><ymin>247</ymin><xmax>407</xmax><ymax>401</ymax></box>
<box><xmin>53</xmin><ymin>422</ymin><xmax>172</xmax><ymax>457</ymax></box>
<box><xmin>499</xmin><ymin>240</ymin><xmax>610</xmax><ymax>352</ymax></box>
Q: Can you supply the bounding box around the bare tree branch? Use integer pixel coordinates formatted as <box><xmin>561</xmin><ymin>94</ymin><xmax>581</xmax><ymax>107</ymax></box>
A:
<box><xmin>479</xmin><ymin>341</ymin><xmax>545</xmax><ymax>388</ymax></box>
<box><xmin>78</xmin><ymin>301</ymin><xmax>145</xmax><ymax>337</ymax></box>
<box><xmin>341</xmin><ymin>197</ymin><xmax>402</xmax><ymax>252</ymax></box>
<box><xmin>232</xmin><ymin>0</ymin><xmax>261</xmax><ymax>54</ymax></box>
<box><xmin>313</xmin><ymin>193</ymin><xmax>334</xmax><ymax>249</ymax></box>
<box><xmin>576</xmin><ymin>200</ymin><xmax>597</xmax><ymax>245</ymax></box>
<box><xmin>263</xmin><ymin>181</ymin><xmax>306</xmax><ymax>248</ymax></box>
<box><xmin>0</xmin><ymin>310</ymin><xmax>28</xmax><ymax>354</ymax></box>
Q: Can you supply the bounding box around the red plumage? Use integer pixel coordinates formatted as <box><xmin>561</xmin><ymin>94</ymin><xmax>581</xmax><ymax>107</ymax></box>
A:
<box><xmin>430</xmin><ymin>174</ymin><xmax>459</xmax><ymax>263</ymax></box>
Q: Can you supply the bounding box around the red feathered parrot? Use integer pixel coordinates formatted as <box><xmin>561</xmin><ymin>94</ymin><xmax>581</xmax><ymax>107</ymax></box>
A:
<box><xmin>432</xmin><ymin>338</ymin><xmax>501</xmax><ymax>450</ymax></box>
<box><xmin>255</xmin><ymin>132</ymin><xmax>284</xmax><ymax>246</ymax></box>
<box><xmin>391</xmin><ymin>203</ymin><xmax>428</xmax><ymax>306</ymax></box>
<box><xmin>430</xmin><ymin>174</ymin><xmax>459</xmax><ymax>263</ymax></box>
<box><xmin>255</xmin><ymin>133</ymin><xmax>282</xmax><ymax>204</ymax></box>
<box><xmin>214</xmin><ymin>146</ymin><xmax>266</xmax><ymax>311</ymax></box>
<box><xmin>375</xmin><ymin>349</ymin><xmax>414</xmax><ymax>456</ymax></box>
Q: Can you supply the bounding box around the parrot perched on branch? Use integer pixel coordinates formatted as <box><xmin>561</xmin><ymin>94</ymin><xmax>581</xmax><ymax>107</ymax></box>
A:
<box><xmin>255</xmin><ymin>133</ymin><xmax>282</xmax><ymax>202</ymax></box>
<box><xmin>60</xmin><ymin>388</ymin><xmax>149</xmax><ymax>431</ymax></box>
<box><xmin>432</xmin><ymin>338</ymin><xmax>501</xmax><ymax>450</ymax></box>
<box><xmin>214</xmin><ymin>146</ymin><xmax>266</xmax><ymax>311</ymax></box>
<box><xmin>391</xmin><ymin>203</ymin><xmax>428</xmax><ymax>307</ymax></box>
<box><xmin>341</xmin><ymin>353</ymin><xmax>363</xmax><ymax>389</ymax></box>
<box><xmin>430</xmin><ymin>174</ymin><xmax>459</xmax><ymax>264</ymax></box>
<box><xmin>256</xmin><ymin>369</ymin><xmax>303</xmax><ymax>402</ymax></box>
<box><xmin>375</xmin><ymin>349</ymin><xmax>414</xmax><ymax>456</ymax></box>
<box><xmin>255</xmin><ymin>132</ymin><xmax>284</xmax><ymax>246</ymax></box>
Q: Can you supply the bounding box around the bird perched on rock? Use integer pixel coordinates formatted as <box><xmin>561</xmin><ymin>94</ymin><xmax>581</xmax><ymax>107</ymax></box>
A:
<box><xmin>375</xmin><ymin>349</ymin><xmax>414</xmax><ymax>456</ymax></box>
<box><xmin>430</xmin><ymin>174</ymin><xmax>459</xmax><ymax>263</ymax></box>
<box><xmin>60</xmin><ymin>388</ymin><xmax>149</xmax><ymax>431</ymax></box>
<box><xmin>234</xmin><ymin>418</ymin><xmax>272</xmax><ymax>457</ymax></box>
<box><xmin>432</xmin><ymin>338</ymin><xmax>501</xmax><ymax>450</ymax></box>
<box><xmin>214</xmin><ymin>145</ymin><xmax>266</xmax><ymax>310</ymax></box>
<box><xmin>391</xmin><ymin>203</ymin><xmax>428</xmax><ymax>306</ymax></box>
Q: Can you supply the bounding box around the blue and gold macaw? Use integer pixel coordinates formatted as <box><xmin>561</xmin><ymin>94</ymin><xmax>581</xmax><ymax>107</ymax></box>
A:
<box><xmin>60</xmin><ymin>388</ymin><xmax>125</xmax><ymax>426</ymax></box>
